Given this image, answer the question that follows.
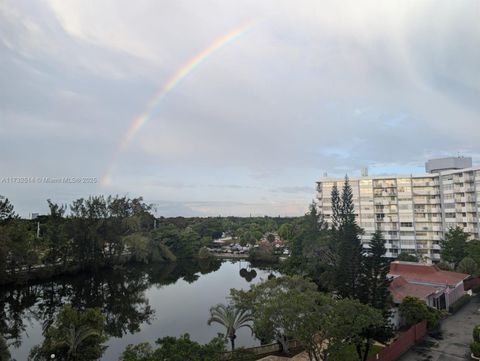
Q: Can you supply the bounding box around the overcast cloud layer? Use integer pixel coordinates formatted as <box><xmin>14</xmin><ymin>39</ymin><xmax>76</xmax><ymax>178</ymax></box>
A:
<box><xmin>1</xmin><ymin>0</ymin><xmax>479</xmax><ymax>217</ymax></box>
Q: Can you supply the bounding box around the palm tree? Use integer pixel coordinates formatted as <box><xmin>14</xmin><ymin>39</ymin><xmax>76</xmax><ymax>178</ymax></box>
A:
<box><xmin>56</xmin><ymin>324</ymin><xmax>102</xmax><ymax>360</ymax></box>
<box><xmin>208</xmin><ymin>303</ymin><xmax>253</xmax><ymax>351</ymax></box>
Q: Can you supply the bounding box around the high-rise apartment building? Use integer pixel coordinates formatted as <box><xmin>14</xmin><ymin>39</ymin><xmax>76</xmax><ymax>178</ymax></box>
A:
<box><xmin>316</xmin><ymin>157</ymin><xmax>480</xmax><ymax>261</ymax></box>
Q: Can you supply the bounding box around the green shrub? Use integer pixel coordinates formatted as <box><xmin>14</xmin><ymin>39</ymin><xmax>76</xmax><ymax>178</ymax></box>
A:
<box><xmin>231</xmin><ymin>347</ymin><xmax>256</xmax><ymax>361</ymax></box>
<box><xmin>448</xmin><ymin>294</ymin><xmax>471</xmax><ymax>314</ymax></box>
<box><xmin>471</xmin><ymin>341</ymin><xmax>480</xmax><ymax>357</ymax></box>
<box><xmin>399</xmin><ymin>296</ymin><xmax>443</xmax><ymax>330</ymax></box>
<box><xmin>474</xmin><ymin>325</ymin><xmax>480</xmax><ymax>343</ymax></box>
<box><xmin>471</xmin><ymin>285</ymin><xmax>480</xmax><ymax>294</ymax></box>
<box><xmin>197</xmin><ymin>247</ymin><xmax>213</xmax><ymax>260</ymax></box>
<box><xmin>248</xmin><ymin>246</ymin><xmax>277</xmax><ymax>263</ymax></box>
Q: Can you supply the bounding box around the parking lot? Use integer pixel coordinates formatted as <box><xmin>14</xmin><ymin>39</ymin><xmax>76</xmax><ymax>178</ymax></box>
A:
<box><xmin>400</xmin><ymin>295</ymin><xmax>480</xmax><ymax>361</ymax></box>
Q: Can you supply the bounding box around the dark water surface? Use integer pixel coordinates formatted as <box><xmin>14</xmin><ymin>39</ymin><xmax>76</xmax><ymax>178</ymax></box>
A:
<box><xmin>1</xmin><ymin>260</ymin><xmax>277</xmax><ymax>361</ymax></box>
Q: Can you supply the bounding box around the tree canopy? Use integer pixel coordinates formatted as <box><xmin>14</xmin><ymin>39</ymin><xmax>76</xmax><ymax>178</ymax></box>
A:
<box><xmin>440</xmin><ymin>226</ymin><xmax>469</xmax><ymax>267</ymax></box>
<box><xmin>29</xmin><ymin>305</ymin><xmax>108</xmax><ymax>361</ymax></box>
<box><xmin>121</xmin><ymin>334</ymin><xmax>225</xmax><ymax>361</ymax></box>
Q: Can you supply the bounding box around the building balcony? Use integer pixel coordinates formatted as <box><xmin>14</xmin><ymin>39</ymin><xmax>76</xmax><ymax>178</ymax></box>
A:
<box><xmin>373</xmin><ymin>183</ymin><xmax>397</xmax><ymax>189</ymax></box>
<box><xmin>374</xmin><ymin>199</ymin><xmax>397</xmax><ymax>206</ymax></box>
<box><xmin>413</xmin><ymin>189</ymin><xmax>440</xmax><ymax>196</ymax></box>
<box><xmin>400</xmin><ymin>244</ymin><xmax>416</xmax><ymax>250</ymax></box>
<box><xmin>377</xmin><ymin>225</ymin><xmax>399</xmax><ymax>232</ymax></box>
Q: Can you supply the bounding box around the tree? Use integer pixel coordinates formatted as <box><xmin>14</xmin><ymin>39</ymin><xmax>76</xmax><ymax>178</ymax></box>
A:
<box><xmin>282</xmin><ymin>202</ymin><xmax>332</xmax><ymax>288</ymax></box>
<box><xmin>277</xmin><ymin>223</ymin><xmax>292</xmax><ymax>241</ymax></box>
<box><xmin>121</xmin><ymin>334</ymin><xmax>225</xmax><ymax>361</ymax></box>
<box><xmin>230</xmin><ymin>276</ymin><xmax>317</xmax><ymax>353</ymax></box>
<box><xmin>457</xmin><ymin>257</ymin><xmax>479</xmax><ymax>276</ymax></box>
<box><xmin>360</xmin><ymin>231</ymin><xmax>391</xmax><ymax>310</ymax></box>
<box><xmin>207</xmin><ymin>303</ymin><xmax>253</xmax><ymax>351</ymax></box>
<box><xmin>0</xmin><ymin>335</ymin><xmax>10</xmax><ymax>361</ymax></box>
<box><xmin>124</xmin><ymin>234</ymin><xmax>150</xmax><ymax>263</ymax></box>
<box><xmin>0</xmin><ymin>196</ymin><xmax>15</xmax><ymax>221</ymax></box>
<box><xmin>29</xmin><ymin>305</ymin><xmax>108</xmax><ymax>361</ymax></box>
<box><xmin>467</xmin><ymin>240</ymin><xmax>480</xmax><ymax>269</ymax></box>
<box><xmin>43</xmin><ymin>200</ymin><xmax>70</xmax><ymax>269</ymax></box>
<box><xmin>396</xmin><ymin>252</ymin><xmax>418</xmax><ymax>262</ymax></box>
<box><xmin>359</xmin><ymin>231</ymin><xmax>393</xmax><ymax>350</ymax></box>
<box><xmin>330</xmin><ymin>184</ymin><xmax>341</xmax><ymax>231</ymax></box>
<box><xmin>248</xmin><ymin>245</ymin><xmax>277</xmax><ymax>263</ymax></box>
<box><xmin>323</xmin><ymin>298</ymin><xmax>384</xmax><ymax>361</ymax></box>
<box><xmin>266</xmin><ymin>233</ymin><xmax>275</xmax><ymax>243</ymax></box>
<box><xmin>334</xmin><ymin>176</ymin><xmax>364</xmax><ymax>299</ymax></box>
<box><xmin>436</xmin><ymin>261</ymin><xmax>453</xmax><ymax>271</ymax></box>
<box><xmin>441</xmin><ymin>226</ymin><xmax>468</xmax><ymax>267</ymax></box>
<box><xmin>471</xmin><ymin>325</ymin><xmax>480</xmax><ymax>358</ymax></box>
<box><xmin>231</xmin><ymin>276</ymin><xmax>329</xmax><ymax>357</ymax></box>
<box><xmin>399</xmin><ymin>296</ymin><xmax>442</xmax><ymax>330</ymax></box>
<box><xmin>230</xmin><ymin>275</ymin><xmax>385</xmax><ymax>361</ymax></box>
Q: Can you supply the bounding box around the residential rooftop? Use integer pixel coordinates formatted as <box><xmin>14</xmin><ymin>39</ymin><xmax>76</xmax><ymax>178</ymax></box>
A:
<box><xmin>389</xmin><ymin>261</ymin><xmax>469</xmax><ymax>288</ymax></box>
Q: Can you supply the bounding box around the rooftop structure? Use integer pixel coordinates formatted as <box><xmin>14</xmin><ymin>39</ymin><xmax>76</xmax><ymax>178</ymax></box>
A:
<box><xmin>390</xmin><ymin>261</ymin><xmax>468</xmax><ymax>287</ymax></box>
<box><xmin>389</xmin><ymin>261</ymin><xmax>469</xmax><ymax>311</ymax></box>
<box><xmin>389</xmin><ymin>275</ymin><xmax>439</xmax><ymax>304</ymax></box>
<box><xmin>425</xmin><ymin>156</ymin><xmax>472</xmax><ymax>174</ymax></box>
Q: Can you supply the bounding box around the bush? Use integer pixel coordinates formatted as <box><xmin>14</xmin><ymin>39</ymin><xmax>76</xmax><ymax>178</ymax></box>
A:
<box><xmin>471</xmin><ymin>341</ymin><xmax>480</xmax><ymax>358</ymax></box>
<box><xmin>472</xmin><ymin>285</ymin><xmax>480</xmax><ymax>294</ymax></box>
<box><xmin>436</xmin><ymin>261</ymin><xmax>453</xmax><ymax>271</ymax></box>
<box><xmin>399</xmin><ymin>296</ymin><xmax>443</xmax><ymax>330</ymax></box>
<box><xmin>197</xmin><ymin>247</ymin><xmax>213</xmax><ymax>260</ymax></box>
<box><xmin>474</xmin><ymin>325</ymin><xmax>480</xmax><ymax>343</ymax></box>
<box><xmin>448</xmin><ymin>294</ymin><xmax>471</xmax><ymax>314</ymax></box>
<box><xmin>457</xmin><ymin>257</ymin><xmax>479</xmax><ymax>276</ymax></box>
<box><xmin>248</xmin><ymin>246</ymin><xmax>277</xmax><ymax>263</ymax></box>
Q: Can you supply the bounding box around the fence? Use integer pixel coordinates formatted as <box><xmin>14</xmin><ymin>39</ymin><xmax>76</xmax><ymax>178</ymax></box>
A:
<box><xmin>367</xmin><ymin>320</ymin><xmax>427</xmax><ymax>361</ymax></box>
<box><xmin>221</xmin><ymin>339</ymin><xmax>302</xmax><ymax>360</ymax></box>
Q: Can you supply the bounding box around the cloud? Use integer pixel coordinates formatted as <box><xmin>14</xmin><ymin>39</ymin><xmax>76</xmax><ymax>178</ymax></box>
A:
<box><xmin>1</xmin><ymin>0</ymin><xmax>479</xmax><ymax>216</ymax></box>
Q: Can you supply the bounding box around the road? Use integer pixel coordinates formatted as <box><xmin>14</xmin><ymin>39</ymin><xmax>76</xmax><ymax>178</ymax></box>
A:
<box><xmin>400</xmin><ymin>295</ymin><xmax>480</xmax><ymax>361</ymax></box>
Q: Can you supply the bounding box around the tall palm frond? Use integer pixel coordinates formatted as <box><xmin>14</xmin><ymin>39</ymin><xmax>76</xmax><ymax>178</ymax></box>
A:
<box><xmin>208</xmin><ymin>303</ymin><xmax>253</xmax><ymax>351</ymax></box>
<box><xmin>55</xmin><ymin>324</ymin><xmax>101</xmax><ymax>359</ymax></box>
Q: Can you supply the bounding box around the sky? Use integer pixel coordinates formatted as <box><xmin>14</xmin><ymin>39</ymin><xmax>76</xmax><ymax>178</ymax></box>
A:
<box><xmin>1</xmin><ymin>0</ymin><xmax>479</xmax><ymax>217</ymax></box>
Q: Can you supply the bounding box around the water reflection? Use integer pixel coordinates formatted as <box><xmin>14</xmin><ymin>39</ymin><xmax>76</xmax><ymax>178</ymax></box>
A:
<box><xmin>0</xmin><ymin>258</ymin><xmax>222</xmax><ymax>350</ymax></box>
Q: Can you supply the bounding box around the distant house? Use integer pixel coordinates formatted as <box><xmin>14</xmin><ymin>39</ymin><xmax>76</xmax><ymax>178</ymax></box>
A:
<box><xmin>388</xmin><ymin>261</ymin><xmax>469</xmax><ymax>328</ymax></box>
<box><xmin>390</xmin><ymin>275</ymin><xmax>441</xmax><ymax>306</ymax></box>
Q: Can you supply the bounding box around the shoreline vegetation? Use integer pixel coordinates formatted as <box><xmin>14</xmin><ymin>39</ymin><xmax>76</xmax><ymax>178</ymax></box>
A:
<box><xmin>0</xmin><ymin>194</ymin><xmax>291</xmax><ymax>286</ymax></box>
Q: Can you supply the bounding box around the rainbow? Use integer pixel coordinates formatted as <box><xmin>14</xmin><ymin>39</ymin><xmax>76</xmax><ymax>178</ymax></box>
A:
<box><xmin>101</xmin><ymin>22</ymin><xmax>255</xmax><ymax>186</ymax></box>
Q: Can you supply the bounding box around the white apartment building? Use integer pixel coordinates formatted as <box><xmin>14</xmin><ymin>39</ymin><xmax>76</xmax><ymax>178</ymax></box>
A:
<box><xmin>316</xmin><ymin>157</ymin><xmax>480</xmax><ymax>261</ymax></box>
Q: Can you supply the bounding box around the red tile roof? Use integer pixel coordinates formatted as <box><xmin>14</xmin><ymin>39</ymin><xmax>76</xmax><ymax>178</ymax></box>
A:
<box><xmin>389</xmin><ymin>275</ymin><xmax>438</xmax><ymax>304</ymax></box>
<box><xmin>390</xmin><ymin>261</ymin><xmax>469</xmax><ymax>287</ymax></box>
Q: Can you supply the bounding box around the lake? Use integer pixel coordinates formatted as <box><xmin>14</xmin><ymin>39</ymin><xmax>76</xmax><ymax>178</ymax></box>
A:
<box><xmin>1</xmin><ymin>259</ymin><xmax>278</xmax><ymax>361</ymax></box>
